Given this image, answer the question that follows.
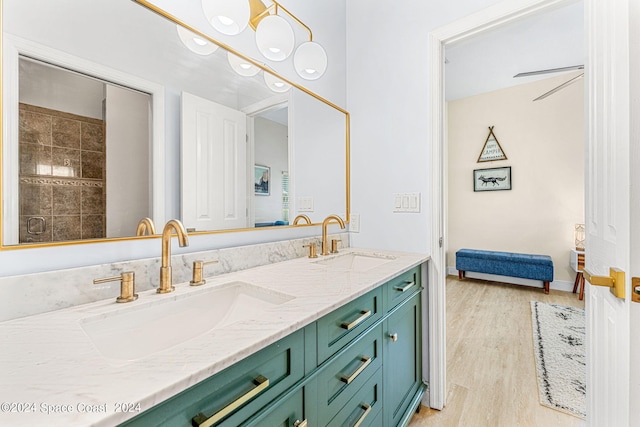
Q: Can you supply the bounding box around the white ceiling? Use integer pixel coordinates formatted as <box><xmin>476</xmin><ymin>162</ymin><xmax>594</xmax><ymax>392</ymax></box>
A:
<box><xmin>444</xmin><ymin>1</ymin><xmax>584</xmax><ymax>101</ymax></box>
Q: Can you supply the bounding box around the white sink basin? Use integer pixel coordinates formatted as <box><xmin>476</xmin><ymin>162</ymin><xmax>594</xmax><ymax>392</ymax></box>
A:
<box><xmin>80</xmin><ymin>281</ymin><xmax>294</xmax><ymax>361</ymax></box>
<box><xmin>313</xmin><ymin>252</ymin><xmax>396</xmax><ymax>271</ymax></box>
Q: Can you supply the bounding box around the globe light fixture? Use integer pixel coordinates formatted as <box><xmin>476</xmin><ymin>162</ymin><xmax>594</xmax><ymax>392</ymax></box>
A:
<box><xmin>255</xmin><ymin>14</ymin><xmax>295</xmax><ymax>61</ymax></box>
<box><xmin>227</xmin><ymin>52</ymin><xmax>261</xmax><ymax>76</ymax></box>
<box><xmin>202</xmin><ymin>0</ymin><xmax>250</xmax><ymax>35</ymax></box>
<box><xmin>293</xmin><ymin>41</ymin><xmax>327</xmax><ymax>80</ymax></box>
<box><xmin>176</xmin><ymin>25</ymin><xmax>219</xmax><ymax>56</ymax></box>
<box><xmin>182</xmin><ymin>0</ymin><xmax>329</xmax><ymax>83</ymax></box>
<box><xmin>264</xmin><ymin>72</ymin><xmax>291</xmax><ymax>93</ymax></box>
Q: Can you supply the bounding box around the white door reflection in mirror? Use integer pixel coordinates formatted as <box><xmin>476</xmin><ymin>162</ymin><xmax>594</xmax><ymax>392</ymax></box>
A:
<box><xmin>181</xmin><ymin>92</ymin><xmax>248</xmax><ymax>231</ymax></box>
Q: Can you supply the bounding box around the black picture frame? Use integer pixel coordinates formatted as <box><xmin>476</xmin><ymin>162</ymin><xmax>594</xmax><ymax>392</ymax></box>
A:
<box><xmin>473</xmin><ymin>166</ymin><xmax>512</xmax><ymax>192</ymax></box>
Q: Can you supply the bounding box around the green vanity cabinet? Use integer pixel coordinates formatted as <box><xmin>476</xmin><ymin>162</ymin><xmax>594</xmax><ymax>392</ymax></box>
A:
<box><xmin>120</xmin><ymin>329</ymin><xmax>305</xmax><ymax>427</ymax></box>
<box><xmin>383</xmin><ymin>291</ymin><xmax>423</xmax><ymax>427</ymax></box>
<box><xmin>118</xmin><ymin>265</ymin><xmax>425</xmax><ymax>427</ymax></box>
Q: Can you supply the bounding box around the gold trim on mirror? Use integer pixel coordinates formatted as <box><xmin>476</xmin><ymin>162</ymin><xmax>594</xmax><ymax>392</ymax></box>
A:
<box><xmin>0</xmin><ymin>0</ymin><xmax>350</xmax><ymax>250</ymax></box>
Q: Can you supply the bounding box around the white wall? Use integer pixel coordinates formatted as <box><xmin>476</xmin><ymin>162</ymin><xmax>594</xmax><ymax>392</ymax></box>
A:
<box><xmin>254</xmin><ymin>117</ymin><xmax>288</xmax><ymax>224</ymax></box>
<box><xmin>447</xmin><ymin>74</ymin><xmax>584</xmax><ymax>282</ymax></box>
<box><xmin>345</xmin><ymin>0</ymin><xmax>505</xmax><ymax>254</ymax></box>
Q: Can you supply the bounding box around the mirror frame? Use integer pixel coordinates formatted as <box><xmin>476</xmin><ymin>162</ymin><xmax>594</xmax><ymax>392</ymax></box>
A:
<box><xmin>0</xmin><ymin>0</ymin><xmax>350</xmax><ymax>250</ymax></box>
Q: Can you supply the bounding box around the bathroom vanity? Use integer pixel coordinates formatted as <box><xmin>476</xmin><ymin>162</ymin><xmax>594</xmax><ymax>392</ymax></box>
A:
<box><xmin>0</xmin><ymin>248</ymin><xmax>428</xmax><ymax>426</ymax></box>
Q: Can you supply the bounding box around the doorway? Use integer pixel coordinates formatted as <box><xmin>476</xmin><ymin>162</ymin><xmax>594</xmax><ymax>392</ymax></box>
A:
<box><xmin>426</xmin><ymin>0</ymin><xmax>585</xmax><ymax>410</ymax></box>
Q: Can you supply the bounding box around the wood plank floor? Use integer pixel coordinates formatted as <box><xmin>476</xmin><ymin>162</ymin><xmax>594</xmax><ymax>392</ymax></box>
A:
<box><xmin>408</xmin><ymin>276</ymin><xmax>586</xmax><ymax>427</ymax></box>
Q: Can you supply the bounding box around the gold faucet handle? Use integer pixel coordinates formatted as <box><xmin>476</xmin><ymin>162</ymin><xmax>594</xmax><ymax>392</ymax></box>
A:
<box><xmin>303</xmin><ymin>243</ymin><xmax>318</xmax><ymax>259</ymax></box>
<box><xmin>190</xmin><ymin>260</ymin><xmax>219</xmax><ymax>286</ymax></box>
<box><xmin>93</xmin><ymin>271</ymin><xmax>138</xmax><ymax>303</ymax></box>
<box><xmin>331</xmin><ymin>239</ymin><xmax>341</xmax><ymax>254</ymax></box>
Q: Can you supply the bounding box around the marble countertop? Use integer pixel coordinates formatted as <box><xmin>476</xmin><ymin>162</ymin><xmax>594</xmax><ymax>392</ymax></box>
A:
<box><xmin>0</xmin><ymin>248</ymin><xmax>428</xmax><ymax>426</ymax></box>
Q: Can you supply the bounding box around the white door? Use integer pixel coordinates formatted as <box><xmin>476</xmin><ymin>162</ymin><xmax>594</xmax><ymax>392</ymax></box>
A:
<box><xmin>181</xmin><ymin>92</ymin><xmax>248</xmax><ymax>231</ymax></box>
<box><xmin>585</xmin><ymin>0</ymin><xmax>636</xmax><ymax>425</ymax></box>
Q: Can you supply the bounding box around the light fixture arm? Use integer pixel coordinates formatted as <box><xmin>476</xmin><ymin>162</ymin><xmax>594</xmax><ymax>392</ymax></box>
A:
<box><xmin>250</xmin><ymin>0</ymin><xmax>313</xmax><ymax>41</ymax></box>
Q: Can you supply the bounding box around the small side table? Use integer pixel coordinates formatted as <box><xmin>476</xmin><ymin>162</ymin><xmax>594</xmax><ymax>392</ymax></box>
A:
<box><xmin>570</xmin><ymin>249</ymin><xmax>585</xmax><ymax>300</ymax></box>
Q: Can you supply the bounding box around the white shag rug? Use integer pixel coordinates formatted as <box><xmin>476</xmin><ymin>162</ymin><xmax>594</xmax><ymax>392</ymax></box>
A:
<box><xmin>530</xmin><ymin>301</ymin><xmax>586</xmax><ymax>419</ymax></box>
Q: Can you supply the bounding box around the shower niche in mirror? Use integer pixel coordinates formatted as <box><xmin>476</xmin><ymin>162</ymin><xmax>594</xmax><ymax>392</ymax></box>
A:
<box><xmin>1</xmin><ymin>0</ymin><xmax>349</xmax><ymax>248</ymax></box>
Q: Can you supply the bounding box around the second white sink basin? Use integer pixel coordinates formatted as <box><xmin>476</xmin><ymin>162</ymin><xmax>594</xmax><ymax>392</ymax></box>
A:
<box><xmin>80</xmin><ymin>281</ymin><xmax>294</xmax><ymax>361</ymax></box>
<box><xmin>313</xmin><ymin>252</ymin><xmax>396</xmax><ymax>271</ymax></box>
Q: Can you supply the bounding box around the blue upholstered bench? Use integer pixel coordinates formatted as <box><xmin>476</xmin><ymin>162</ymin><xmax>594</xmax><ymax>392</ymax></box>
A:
<box><xmin>455</xmin><ymin>248</ymin><xmax>554</xmax><ymax>294</ymax></box>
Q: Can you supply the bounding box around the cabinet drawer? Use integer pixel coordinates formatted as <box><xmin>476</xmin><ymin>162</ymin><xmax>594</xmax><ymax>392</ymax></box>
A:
<box><xmin>316</xmin><ymin>323</ymin><xmax>383</xmax><ymax>426</ymax></box>
<box><xmin>326</xmin><ymin>367</ymin><xmax>383</xmax><ymax>427</ymax></box>
<box><xmin>317</xmin><ymin>287</ymin><xmax>383</xmax><ymax>364</ymax></box>
<box><xmin>121</xmin><ymin>329</ymin><xmax>305</xmax><ymax>427</ymax></box>
<box><xmin>385</xmin><ymin>266</ymin><xmax>421</xmax><ymax>312</ymax></box>
<box><xmin>242</xmin><ymin>386</ymin><xmax>305</xmax><ymax>427</ymax></box>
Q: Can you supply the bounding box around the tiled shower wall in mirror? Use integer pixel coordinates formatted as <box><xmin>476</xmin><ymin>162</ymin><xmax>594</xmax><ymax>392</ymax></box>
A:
<box><xmin>19</xmin><ymin>103</ymin><xmax>106</xmax><ymax>243</ymax></box>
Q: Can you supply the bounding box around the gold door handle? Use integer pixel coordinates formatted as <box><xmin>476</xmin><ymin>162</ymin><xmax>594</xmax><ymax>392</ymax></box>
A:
<box><xmin>632</xmin><ymin>277</ymin><xmax>640</xmax><ymax>303</ymax></box>
<box><xmin>192</xmin><ymin>375</ymin><xmax>269</xmax><ymax>427</ymax></box>
<box><xmin>353</xmin><ymin>403</ymin><xmax>372</xmax><ymax>427</ymax></box>
<box><xmin>340</xmin><ymin>357</ymin><xmax>372</xmax><ymax>384</ymax></box>
<box><xmin>584</xmin><ymin>267</ymin><xmax>626</xmax><ymax>299</ymax></box>
<box><xmin>341</xmin><ymin>310</ymin><xmax>372</xmax><ymax>330</ymax></box>
<box><xmin>393</xmin><ymin>281</ymin><xmax>416</xmax><ymax>292</ymax></box>
<box><xmin>294</xmin><ymin>420</ymin><xmax>308</xmax><ymax>427</ymax></box>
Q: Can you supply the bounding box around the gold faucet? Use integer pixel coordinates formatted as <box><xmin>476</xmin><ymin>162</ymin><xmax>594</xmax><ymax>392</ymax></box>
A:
<box><xmin>135</xmin><ymin>217</ymin><xmax>156</xmax><ymax>236</ymax></box>
<box><xmin>158</xmin><ymin>219</ymin><xmax>189</xmax><ymax>294</ymax></box>
<box><xmin>293</xmin><ymin>214</ymin><xmax>312</xmax><ymax>225</ymax></box>
<box><xmin>321</xmin><ymin>215</ymin><xmax>345</xmax><ymax>255</ymax></box>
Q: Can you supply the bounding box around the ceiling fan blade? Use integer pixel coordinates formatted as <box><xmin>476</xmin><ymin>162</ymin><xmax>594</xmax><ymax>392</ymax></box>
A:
<box><xmin>514</xmin><ymin>65</ymin><xmax>584</xmax><ymax>78</ymax></box>
<box><xmin>533</xmin><ymin>73</ymin><xmax>584</xmax><ymax>101</ymax></box>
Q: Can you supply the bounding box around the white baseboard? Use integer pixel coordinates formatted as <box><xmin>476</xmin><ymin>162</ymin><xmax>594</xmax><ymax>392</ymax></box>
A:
<box><xmin>446</xmin><ymin>267</ymin><xmax>574</xmax><ymax>293</ymax></box>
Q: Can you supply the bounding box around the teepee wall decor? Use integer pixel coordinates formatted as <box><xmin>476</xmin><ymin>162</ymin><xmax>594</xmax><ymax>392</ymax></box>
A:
<box><xmin>477</xmin><ymin>126</ymin><xmax>507</xmax><ymax>162</ymax></box>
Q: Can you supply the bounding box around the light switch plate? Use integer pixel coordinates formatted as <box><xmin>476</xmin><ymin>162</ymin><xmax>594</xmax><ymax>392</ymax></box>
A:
<box><xmin>350</xmin><ymin>213</ymin><xmax>360</xmax><ymax>232</ymax></box>
<box><xmin>298</xmin><ymin>197</ymin><xmax>314</xmax><ymax>212</ymax></box>
<box><xmin>393</xmin><ymin>193</ymin><xmax>421</xmax><ymax>213</ymax></box>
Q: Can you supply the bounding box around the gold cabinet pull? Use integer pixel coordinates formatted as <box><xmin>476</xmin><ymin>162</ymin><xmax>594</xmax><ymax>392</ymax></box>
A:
<box><xmin>192</xmin><ymin>375</ymin><xmax>269</xmax><ymax>427</ymax></box>
<box><xmin>393</xmin><ymin>281</ymin><xmax>415</xmax><ymax>293</ymax></box>
<box><xmin>388</xmin><ymin>333</ymin><xmax>398</xmax><ymax>342</ymax></box>
<box><xmin>341</xmin><ymin>310</ymin><xmax>372</xmax><ymax>330</ymax></box>
<box><xmin>340</xmin><ymin>357</ymin><xmax>372</xmax><ymax>384</ymax></box>
<box><xmin>353</xmin><ymin>403</ymin><xmax>372</xmax><ymax>427</ymax></box>
<box><xmin>294</xmin><ymin>420</ymin><xmax>308</xmax><ymax>427</ymax></box>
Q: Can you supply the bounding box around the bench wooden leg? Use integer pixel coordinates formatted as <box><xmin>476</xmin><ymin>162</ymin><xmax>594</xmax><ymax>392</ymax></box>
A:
<box><xmin>544</xmin><ymin>281</ymin><xmax>550</xmax><ymax>294</ymax></box>
<box><xmin>572</xmin><ymin>273</ymin><xmax>581</xmax><ymax>293</ymax></box>
<box><xmin>458</xmin><ymin>270</ymin><xmax>465</xmax><ymax>280</ymax></box>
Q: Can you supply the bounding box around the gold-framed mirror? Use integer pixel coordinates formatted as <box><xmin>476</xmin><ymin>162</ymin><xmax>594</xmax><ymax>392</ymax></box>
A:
<box><xmin>1</xmin><ymin>0</ymin><xmax>349</xmax><ymax>249</ymax></box>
